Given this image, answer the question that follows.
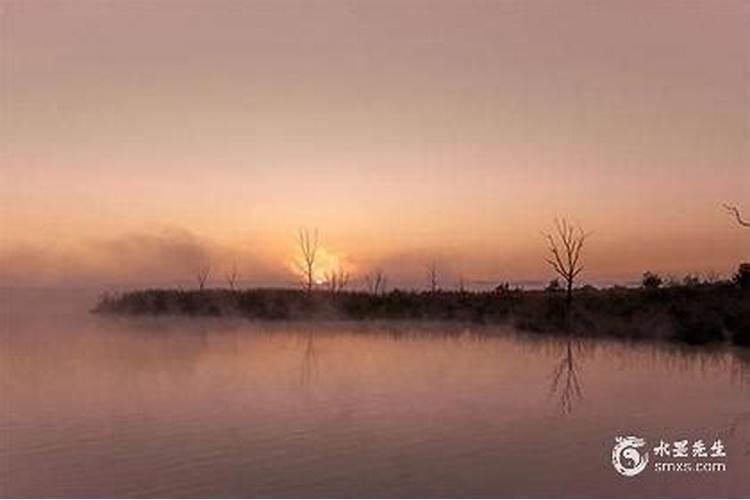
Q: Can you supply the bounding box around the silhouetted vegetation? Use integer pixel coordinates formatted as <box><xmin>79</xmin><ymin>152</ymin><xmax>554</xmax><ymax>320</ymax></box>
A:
<box><xmin>724</xmin><ymin>203</ymin><xmax>750</xmax><ymax>228</ymax></box>
<box><xmin>641</xmin><ymin>271</ymin><xmax>663</xmax><ymax>290</ymax></box>
<box><xmin>424</xmin><ymin>260</ymin><xmax>439</xmax><ymax>293</ymax></box>
<box><xmin>364</xmin><ymin>269</ymin><xmax>387</xmax><ymax>295</ymax></box>
<box><xmin>93</xmin><ymin>264</ymin><xmax>750</xmax><ymax>347</ymax></box>
<box><xmin>734</xmin><ymin>263</ymin><xmax>750</xmax><ymax>290</ymax></box>
<box><xmin>543</xmin><ymin>218</ymin><xmax>588</xmax><ymax>315</ymax></box>
<box><xmin>296</xmin><ymin>227</ymin><xmax>319</xmax><ymax>294</ymax></box>
<box><xmin>225</xmin><ymin>260</ymin><xmax>239</xmax><ymax>290</ymax></box>
<box><xmin>195</xmin><ymin>262</ymin><xmax>211</xmax><ymax>291</ymax></box>
<box><xmin>325</xmin><ymin>267</ymin><xmax>351</xmax><ymax>293</ymax></box>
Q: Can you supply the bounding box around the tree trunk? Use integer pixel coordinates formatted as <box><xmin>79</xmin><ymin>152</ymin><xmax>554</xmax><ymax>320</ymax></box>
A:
<box><xmin>565</xmin><ymin>279</ymin><xmax>573</xmax><ymax>332</ymax></box>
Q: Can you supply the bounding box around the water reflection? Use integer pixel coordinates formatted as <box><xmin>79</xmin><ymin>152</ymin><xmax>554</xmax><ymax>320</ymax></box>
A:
<box><xmin>2</xmin><ymin>306</ymin><xmax>750</xmax><ymax>497</ymax></box>
<box><xmin>300</xmin><ymin>333</ymin><xmax>319</xmax><ymax>386</ymax></box>
<box><xmin>731</xmin><ymin>349</ymin><xmax>750</xmax><ymax>388</ymax></box>
<box><xmin>549</xmin><ymin>339</ymin><xmax>585</xmax><ymax>415</ymax></box>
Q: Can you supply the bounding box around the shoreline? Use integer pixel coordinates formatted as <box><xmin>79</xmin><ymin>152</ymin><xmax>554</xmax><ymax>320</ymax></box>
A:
<box><xmin>93</xmin><ymin>281</ymin><xmax>749</xmax><ymax>347</ymax></box>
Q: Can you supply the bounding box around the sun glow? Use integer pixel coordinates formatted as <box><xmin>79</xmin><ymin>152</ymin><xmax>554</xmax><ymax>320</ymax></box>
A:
<box><xmin>291</xmin><ymin>246</ymin><xmax>353</xmax><ymax>286</ymax></box>
<box><xmin>311</xmin><ymin>247</ymin><xmax>343</xmax><ymax>284</ymax></box>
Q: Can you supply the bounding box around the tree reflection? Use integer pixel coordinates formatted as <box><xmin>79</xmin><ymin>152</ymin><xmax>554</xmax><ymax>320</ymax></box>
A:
<box><xmin>300</xmin><ymin>333</ymin><xmax>319</xmax><ymax>386</ymax></box>
<box><xmin>730</xmin><ymin>348</ymin><xmax>750</xmax><ymax>387</ymax></box>
<box><xmin>549</xmin><ymin>339</ymin><xmax>585</xmax><ymax>415</ymax></box>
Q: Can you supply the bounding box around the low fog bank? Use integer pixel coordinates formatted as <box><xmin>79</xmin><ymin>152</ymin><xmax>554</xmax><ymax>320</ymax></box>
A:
<box><xmin>0</xmin><ymin>228</ymin><xmax>289</xmax><ymax>290</ymax></box>
<box><xmin>1</xmin><ymin>224</ymin><xmax>745</xmax><ymax>296</ymax></box>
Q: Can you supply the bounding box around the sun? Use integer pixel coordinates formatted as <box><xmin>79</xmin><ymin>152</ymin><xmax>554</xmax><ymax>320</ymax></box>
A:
<box><xmin>311</xmin><ymin>247</ymin><xmax>341</xmax><ymax>283</ymax></box>
<box><xmin>290</xmin><ymin>246</ymin><xmax>348</xmax><ymax>285</ymax></box>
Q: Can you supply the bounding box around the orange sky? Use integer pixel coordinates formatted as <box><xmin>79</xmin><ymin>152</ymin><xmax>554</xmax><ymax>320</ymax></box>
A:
<box><xmin>1</xmin><ymin>0</ymin><xmax>748</xmax><ymax>288</ymax></box>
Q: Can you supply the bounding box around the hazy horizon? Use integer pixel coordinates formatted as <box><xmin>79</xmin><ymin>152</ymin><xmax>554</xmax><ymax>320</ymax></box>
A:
<box><xmin>1</xmin><ymin>0</ymin><xmax>748</xmax><ymax>289</ymax></box>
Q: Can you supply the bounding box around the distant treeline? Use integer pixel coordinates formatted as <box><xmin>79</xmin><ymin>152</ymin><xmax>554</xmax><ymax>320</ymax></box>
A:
<box><xmin>93</xmin><ymin>265</ymin><xmax>750</xmax><ymax>347</ymax></box>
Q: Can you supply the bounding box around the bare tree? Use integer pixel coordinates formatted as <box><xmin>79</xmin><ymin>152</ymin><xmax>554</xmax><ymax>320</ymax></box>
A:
<box><xmin>226</xmin><ymin>260</ymin><xmax>239</xmax><ymax>290</ymax></box>
<box><xmin>364</xmin><ymin>269</ymin><xmax>387</xmax><ymax>295</ymax></box>
<box><xmin>296</xmin><ymin>228</ymin><xmax>319</xmax><ymax>293</ymax></box>
<box><xmin>425</xmin><ymin>260</ymin><xmax>439</xmax><ymax>293</ymax></box>
<box><xmin>457</xmin><ymin>273</ymin><xmax>466</xmax><ymax>293</ymax></box>
<box><xmin>543</xmin><ymin>218</ymin><xmax>588</xmax><ymax>310</ymax></box>
<box><xmin>325</xmin><ymin>267</ymin><xmax>351</xmax><ymax>293</ymax></box>
<box><xmin>196</xmin><ymin>262</ymin><xmax>211</xmax><ymax>291</ymax></box>
<box><xmin>724</xmin><ymin>204</ymin><xmax>750</xmax><ymax>227</ymax></box>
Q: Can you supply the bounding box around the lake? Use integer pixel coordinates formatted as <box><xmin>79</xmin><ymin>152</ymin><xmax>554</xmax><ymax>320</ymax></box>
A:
<box><xmin>1</xmin><ymin>290</ymin><xmax>749</xmax><ymax>497</ymax></box>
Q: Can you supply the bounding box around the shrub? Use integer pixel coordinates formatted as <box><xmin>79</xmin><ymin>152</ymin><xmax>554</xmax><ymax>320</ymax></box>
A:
<box><xmin>733</xmin><ymin>263</ymin><xmax>750</xmax><ymax>290</ymax></box>
<box><xmin>641</xmin><ymin>271</ymin><xmax>663</xmax><ymax>289</ymax></box>
<box><xmin>683</xmin><ymin>274</ymin><xmax>701</xmax><ymax>287</ymax></box>
<box><xmin>726</xmin><ymin>311</ymin><xmax>750</xmax><ymax>346</ymax></box>
<box><xmin>725</xmin><ymin>297</ymin><xmax>750</xmax><ymax>346</ymax></box>
<box><xmin>669</xmin><ymin>293</ymin><xmax>725</xmax><ymax>345</ymax></box>
<box><xmin>545</xmin><ymin>279</ymin><xmax>561</xmax><ymax>292</ymax></box>
<box><xmin>672</xmin><ymin>313</ymin><xmax>724</xmax><ymax>345</ymax></box>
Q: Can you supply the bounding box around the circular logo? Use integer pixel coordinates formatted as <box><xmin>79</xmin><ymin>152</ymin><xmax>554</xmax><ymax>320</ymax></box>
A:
<box><xmin>612</xmin><ymin>436</ymin><xmax>649</xmax><ymax>477</ymax></box>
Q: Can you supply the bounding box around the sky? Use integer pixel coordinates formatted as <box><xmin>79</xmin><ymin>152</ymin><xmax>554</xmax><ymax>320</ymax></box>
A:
<box><xmin>1</xmin><ymin>0</ymin><xmax>748</xmax><ymax>289</ymax></box>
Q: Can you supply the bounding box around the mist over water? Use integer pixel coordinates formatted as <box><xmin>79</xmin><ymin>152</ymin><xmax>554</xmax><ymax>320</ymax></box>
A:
<box><xmin>1</xmin><ymin>291</ymin><xmax>749</xmax><ymax>497</ymax></box>
<box><xmin>2</xmin><ymin>1</ymin><xmax>747</xmax><ymax>497</ymax></box>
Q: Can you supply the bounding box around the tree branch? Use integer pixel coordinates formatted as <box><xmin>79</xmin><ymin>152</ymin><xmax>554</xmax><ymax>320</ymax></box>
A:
<box><xmin>724</xmin><ymin>204</ymin><xmax>750</xmax><ymax>227</ymax></box>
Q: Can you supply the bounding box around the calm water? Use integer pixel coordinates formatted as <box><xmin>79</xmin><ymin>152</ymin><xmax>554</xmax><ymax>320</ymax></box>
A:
<box><xmin>1</xmin><ymin>290</ymin><xmax>749</xmax><ymax>498</ymax></box>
